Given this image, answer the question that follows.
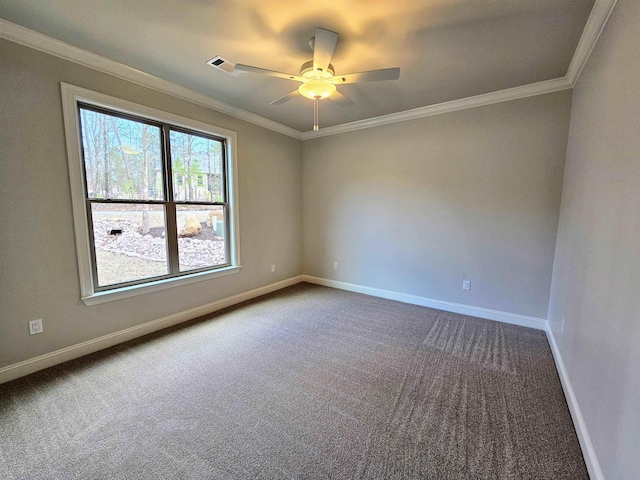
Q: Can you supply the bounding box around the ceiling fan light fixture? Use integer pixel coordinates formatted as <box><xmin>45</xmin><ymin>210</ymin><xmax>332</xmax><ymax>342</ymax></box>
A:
<box><xmin>298</xmin><ymin>78</ymin><xmax>336</xmax><ymax>100</ymax></box>
<box><xmin>227</xmin><ymin>28</ymin><xmax>399</xmax><ymax>132</ymax></box>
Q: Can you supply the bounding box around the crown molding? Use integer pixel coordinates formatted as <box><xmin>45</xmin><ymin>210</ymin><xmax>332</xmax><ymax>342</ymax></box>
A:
<box><xmin>0</xmin><ymin>18</ymin><xmax>303</xmax><ymax>140</ymax></box>
<box><xmin>566</xmin><ymin>0</ymin><xmax>618</xmax><ymax>86</ymax></box>
<box><xmin>300</xmin><ymin>77</ymin><xmax>572</xmax><ymax>140</ymax></box>
<box><xmin>0</xmin><ymin>0</ymin><xmax>617</xmax><ymax>142</ymax></box>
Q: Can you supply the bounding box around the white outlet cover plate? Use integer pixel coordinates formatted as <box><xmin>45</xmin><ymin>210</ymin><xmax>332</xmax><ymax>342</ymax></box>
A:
<box><xmin>29</xmin><ymin>319</ymin><xmax>43</xmax><ymax>335</ymax></box>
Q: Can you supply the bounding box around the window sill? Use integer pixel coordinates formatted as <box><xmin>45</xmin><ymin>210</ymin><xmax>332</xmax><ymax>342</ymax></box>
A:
<box><xmin>82</xmin><ymin>266</ymin><xmax>242</xmax><ymax>306</ymax></box>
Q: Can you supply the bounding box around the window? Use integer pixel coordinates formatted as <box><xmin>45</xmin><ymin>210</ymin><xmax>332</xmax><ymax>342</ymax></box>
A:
<box><xmin>62</xmin><ymin>84</ymin><xmax>240</xmax><ymax>305</ymax></box>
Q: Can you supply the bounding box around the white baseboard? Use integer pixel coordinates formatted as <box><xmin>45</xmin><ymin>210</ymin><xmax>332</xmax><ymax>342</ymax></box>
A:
<box><xmin>1</xmin><ymin>275</ymin><xmax>546</xmax><ymax>385</ymax></box>
<box><xmin>545</xmin><ymin>325</ymin><xmax>604</xmax><ymax>480</ymax></box>
<box><xmin>302</xmin><ymin>275</ymin><xmax>547</xmax><ymax>330</ymax></box>
<box><xmin>0</xmin><ymin>276</ymin><xmax>304</xmax><ymax>385</ymax></box>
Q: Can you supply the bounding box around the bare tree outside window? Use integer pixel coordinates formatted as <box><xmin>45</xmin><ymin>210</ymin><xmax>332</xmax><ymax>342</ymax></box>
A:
<box><xmin>78</xmin><ymin>105</ymin><xmax>230</xmax><ymax>289</ymax></box>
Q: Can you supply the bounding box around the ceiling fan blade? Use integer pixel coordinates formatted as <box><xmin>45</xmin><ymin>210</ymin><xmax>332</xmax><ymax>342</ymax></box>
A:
<box><xmin>235</xmin><ymin>64</ymin><xmax>304</xmax><ymax>82</ymax></box>
<box><xmin>313</xmin><ymin>28</ymin><xmax>339</xmax><ymax>73</ymax></box>
<box><xmin>331</xmin><ymin>67</ymin><xmax>400</xmax><ymax>84</ymax></box>
<box><xmin>270</xmin><ymin>90</ymin><xmax>301</xmax><ymax>106</ymax></box>
<box><xmin>329</xmin><ymin>90</ymin><xmax>354</xmax><ymax>109</ymax></box>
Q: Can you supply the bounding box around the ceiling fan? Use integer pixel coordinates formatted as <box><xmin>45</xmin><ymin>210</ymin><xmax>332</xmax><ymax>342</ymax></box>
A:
<box><xmin>233</xmin><ymin>28</ymin><xmax>400</xmax><ymax>132</ymax></box>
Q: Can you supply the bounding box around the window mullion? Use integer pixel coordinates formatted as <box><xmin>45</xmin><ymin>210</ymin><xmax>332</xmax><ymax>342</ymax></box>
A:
<box><xmin>162</xmin><ymin>124</ymin><xmax>180</xmax><ymax>274</ymax></box>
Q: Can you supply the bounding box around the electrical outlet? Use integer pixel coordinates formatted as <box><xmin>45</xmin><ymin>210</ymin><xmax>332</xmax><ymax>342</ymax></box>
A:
<box><xmin>271</xmin><ymin>264</ymin><xmax>276</xmax><ymax>273</ymax></box>
<box><xmin>333</xmin><ymin>262</ymin><xmax>339</xmax><ymax>270</ymax></box>
<box><xmin>29</xmin><ymin>319</ymin><xmax>43</xmax><ymax>335</ymax></box>
<box><xmin>462</xmin><ymin>280</ymin><xmax>471</xmax><ymax>291</ymax></box>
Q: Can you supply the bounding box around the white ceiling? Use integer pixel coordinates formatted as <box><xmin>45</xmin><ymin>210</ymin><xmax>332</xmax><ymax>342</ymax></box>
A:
<box><xmin>0</xmin><ymin>0</ymin><xmax>596</xmax><ymax>133</ymax></box>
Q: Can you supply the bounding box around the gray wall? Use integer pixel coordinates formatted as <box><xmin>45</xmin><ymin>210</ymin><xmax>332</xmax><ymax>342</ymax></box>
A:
<box><xmin>303</xmin><ymin>92</ymin><xmax>572</xmax><ymax>319</ymax></box>
<box><xmin>0</xmin><ymin>39</ymin><xmax>303</xmax><ymax>368</ymax></box>
<box><xmin>0</xmin><ymin>35</ymin><xmax>574</xmax><ymax>368</ymax></box>
<box><xmin>547</xmin><ymin>1</ymin><xmax>640</xmax><ymax>478</ymax></box>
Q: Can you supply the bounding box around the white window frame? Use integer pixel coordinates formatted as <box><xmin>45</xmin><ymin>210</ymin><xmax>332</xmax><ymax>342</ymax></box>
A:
<box><xmin>61</xmin><ymin>83</ymin><xmax>241</xmax><ymax>306</ymax></box>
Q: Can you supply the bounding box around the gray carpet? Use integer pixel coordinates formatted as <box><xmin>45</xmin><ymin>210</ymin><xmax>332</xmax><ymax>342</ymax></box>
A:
<box><xmin>0</xmin><ymin>283</ymin><xmax>587</xmax><ymax>479</ymax></box>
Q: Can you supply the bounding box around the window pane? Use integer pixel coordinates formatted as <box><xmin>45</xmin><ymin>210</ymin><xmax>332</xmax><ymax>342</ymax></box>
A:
<box><xmin>170</xmin><ymin>130</ymin><xmax>225</xmax><ymax>202</ymax></box>
<box><xmin>176</xmin><ymin>205</ymin><xmax>227</xmax><ymax>272</ymax></box>
<box><xmin>80</xmin><ymin>107</ymin><xmax>163</xmax><ymax>200</ymax></box>
<box><xmin>91</xmin><ymin>203</ymin><xmax>168</xmax><ymax>286</ymax></box>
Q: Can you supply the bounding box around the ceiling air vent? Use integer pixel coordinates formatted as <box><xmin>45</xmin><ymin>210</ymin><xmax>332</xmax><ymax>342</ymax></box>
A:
<box><xmin>206</xmin><ymin>55</ymin><xmax>245</xmax><ymax>77</ymax></box>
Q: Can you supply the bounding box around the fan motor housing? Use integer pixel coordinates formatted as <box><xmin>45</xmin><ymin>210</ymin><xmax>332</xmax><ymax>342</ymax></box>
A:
<box><xmin>300</xmin><ymin>60</ymin><xmax>335</xmax><ymax>79</ymax></box>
